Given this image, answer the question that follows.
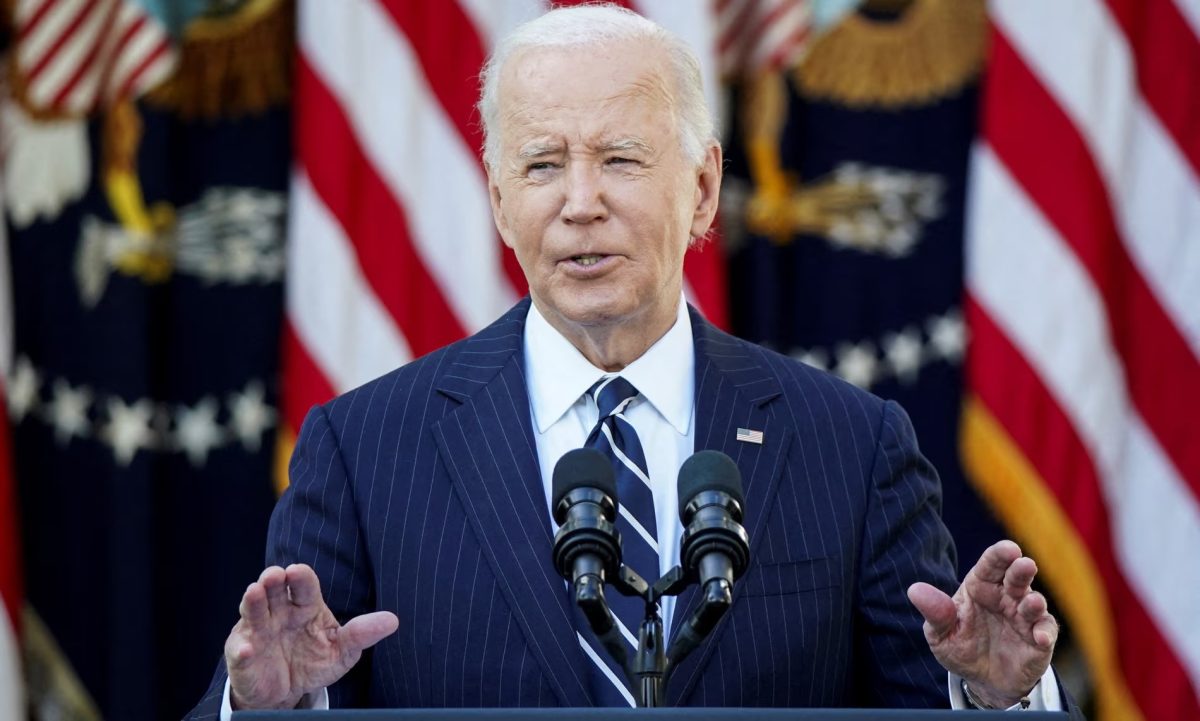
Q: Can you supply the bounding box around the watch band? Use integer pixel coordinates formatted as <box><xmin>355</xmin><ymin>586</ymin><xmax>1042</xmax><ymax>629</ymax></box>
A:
<box><xmin>960</xmin><ymin>678</ymin><xmax>1032</xmax><ymax>711</ymax></box>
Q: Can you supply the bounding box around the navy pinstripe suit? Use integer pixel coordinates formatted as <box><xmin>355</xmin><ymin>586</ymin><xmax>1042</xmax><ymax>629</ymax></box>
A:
<box><xmin>186</xmin><ymin>297</ymin><xmax>964</xmax><ymax>717</ymax></box>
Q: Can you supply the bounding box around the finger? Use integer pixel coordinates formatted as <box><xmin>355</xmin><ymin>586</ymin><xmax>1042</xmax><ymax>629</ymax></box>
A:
<box><xmin>971</xmin><ymin>540</ymin><xmax>1022</xmax><ymax>585</ymax></box>
<box><xmin>285</xmin><ymin>564</ymin><xmax>323</xmax><ymax>607</ymax></box>
<box><xmin>1031</xmin><ymin>613</ymin><xmax>1059</xmax><ymax>649</ymax></box>
<box><xmin>907</xmin><ymin>582</ymin><xmax>957</xmax><ymax>642</ymax></box>
<box><xmin>259</xmin><ymin>566</ymin><xmax>289</xmax><ymax>618</ymax></box>
<box><xmin>238</xmin><ymin>582</ymin><xmax>270</xmax><ymax>627</ymax></box>
<box><xmin>1018</xmin><ymin>590</ymin><xmax>1048</xmax><ymax>623</ymax></box>
<box><xmin>1003</xmin><ymin>557</ymin><xmax>1038</xmax><ymax>600</ymax></box>
<box><xmin>337</xmin><ymin>611</ymin><xmax>400</xmax><ymax>654</ymax></box>
<box><xmin>225</xmin><ymin>629</ymin><xmax>257</xmax><ymax>668</ymax></box>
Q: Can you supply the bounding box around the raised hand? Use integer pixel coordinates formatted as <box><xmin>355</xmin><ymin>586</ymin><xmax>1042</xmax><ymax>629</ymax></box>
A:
<box><xmin>224</xmin><ymin>564</ymin><xmax>399</xmax><ymax>710</ymax></box>
<box><xmin>907</xmin><ymin>540</ymin><xmax>1057</xmax><ymax>709</ymax></box>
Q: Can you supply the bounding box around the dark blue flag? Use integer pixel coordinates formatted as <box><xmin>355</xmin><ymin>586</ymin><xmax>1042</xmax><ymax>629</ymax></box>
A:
<box><xmin>723</xmin><ymin>0</ymin><xmax>1003</xmax><ymax>577</ymax></box>
<box><xmin>6</xmin><ymin>4</ymin><xmax>292</xmax><ymax>718</ymax></box>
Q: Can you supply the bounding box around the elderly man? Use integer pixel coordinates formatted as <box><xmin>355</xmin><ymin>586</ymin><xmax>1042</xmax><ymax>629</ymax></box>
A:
<box><xmin>186</xmin><ymin>5</ymin><xmax>1076</xmax><ymax>719</ymax></box>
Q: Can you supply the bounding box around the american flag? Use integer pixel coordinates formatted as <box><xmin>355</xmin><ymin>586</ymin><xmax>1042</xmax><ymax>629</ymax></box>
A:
<box><xmin>963</xmin><ymin>1</ymin><xmax>1200</xmax><ymax>719</ymax></box>
<box><xmin>735</xmin><ymin>427</ymin><xmax>764</xmax><ymax>445</ymax></box>
<box><xmin>280</xmin><ymin>0</ymin><xmax>729</xmax><ymax>471</ymax></box>
<box><xmin>715</xmin><ymin>0</ymin><xmax>811</xmax><ymax>77</ymax></box>
<box><xmin>10</xmin><ymin>0</ymin><xmax>175</xmax><ymax>114</ymax></box>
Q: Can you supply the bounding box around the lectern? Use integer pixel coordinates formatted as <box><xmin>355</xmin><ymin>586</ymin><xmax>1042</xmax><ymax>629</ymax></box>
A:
<box><xmin>235</xmin><ymin>709</ymin><xmax>1070</xmax><ymax>720</ymax></box>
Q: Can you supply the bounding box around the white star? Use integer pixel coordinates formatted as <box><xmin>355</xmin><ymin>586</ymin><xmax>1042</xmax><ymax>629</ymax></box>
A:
<box><xmin>8</xmin><ymin>356</ymin><xmax>40</xmax><ymax>422</ymax></box>
<box><xmin>883</xmin><ymin>327</ymin><xmax>924</xmax><ymax>385</ymax></box>
<box><xmin>45</xmin><ymin>379</ymin><xmax>92</xmax><ymax>445</ymax></box>
<box><xmin>175</xmin><ymin>396</ymin><xmax>224</xmax><ymax>467</ymax></box>
<box><xmin>792</xmin><ymin>347</ymin><xmax>829</xmax><ymax>372</ymax></box>
<box><xmin>103</xmin><ymin>396</ymin><xmax>156</xmax><ymax>466</ymax></box>
<box><xmin>229</xmin><ymin>381</ymin><xmax>277</xmax><ymax>452</ymax></box>
<box><xmin>928</xmin><ymin>310</ymin><xmax>966</xmax><ymax>363</ymax></box>
<box><xmin>835</xmin><ymin>341</ymin><xmax>878</xmax><ymax>389</ymax></box>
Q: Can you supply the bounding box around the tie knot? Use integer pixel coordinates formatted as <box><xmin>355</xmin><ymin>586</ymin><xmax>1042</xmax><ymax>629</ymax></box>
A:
<box><xmin>588</xmin><ymin>375</ymin><xmax>639</xmax><ymax>419</ymax></box>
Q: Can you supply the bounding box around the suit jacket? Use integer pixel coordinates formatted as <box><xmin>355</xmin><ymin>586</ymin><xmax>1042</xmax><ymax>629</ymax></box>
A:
<box><xmin>187</xmin><ymin>298</ymin><xmax>966</xmax><ymax>716</ymax></box>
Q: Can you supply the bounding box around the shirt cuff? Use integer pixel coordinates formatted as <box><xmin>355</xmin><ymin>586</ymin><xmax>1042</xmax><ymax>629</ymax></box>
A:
<box><xmin>220</xmin><ymin>677</ymin><xmax>330</xmax><ymax>720</ymax></box>
<box><xmin>947</xmin><ymin>666</ymin><xmax>1063</xmax><ymax>711</ymax></box>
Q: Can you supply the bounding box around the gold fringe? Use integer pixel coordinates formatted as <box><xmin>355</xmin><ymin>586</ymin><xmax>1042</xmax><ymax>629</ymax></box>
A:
<box><xmin>794</xmin><ymin>0</ymin><xmax>986</xmax><ymax>110</ymax></box>
<box><xmin>22</xmin><ymin>606</ymin><xmax>103</xmax><ymax>721</ymax></box>
<box><xmin>961</xmin><ymin>397</ymin><xmax>1144</xmax><ymax>721</ymax></box>
<box><xmin>274</xmin><ymin>425</ymin><xmax>295</xmax><ymax>496</ymax></box>
<box><xmin>145</xmin><ymin>0</ymin><xmax>294</xmax><ymax>120</ymax></box>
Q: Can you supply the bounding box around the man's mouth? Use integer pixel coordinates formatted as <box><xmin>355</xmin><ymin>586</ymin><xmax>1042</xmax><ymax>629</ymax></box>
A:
<box><xmin>572</xmin><ymin>254</ymin><xmax>603</xmax><ymax>266</ymax></box>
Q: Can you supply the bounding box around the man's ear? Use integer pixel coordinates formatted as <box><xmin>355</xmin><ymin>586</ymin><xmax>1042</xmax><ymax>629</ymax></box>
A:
<box><xmin>689</xmin><ymin>142</ymin><xmax>723</xmax><ymax>240</ymax></box>
<box><xmin>487</xmin><ymin>170</ymin><xmax>516</xmax><ymax>249</ymax></box>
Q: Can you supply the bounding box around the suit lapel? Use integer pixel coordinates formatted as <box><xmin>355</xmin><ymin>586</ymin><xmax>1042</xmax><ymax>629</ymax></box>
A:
<box><xmin>666</xmin><ymin>308</ymin><xmax>794</xmax><ymax>705</ymax></box>
<box><xmin>431</xmin><ymin>299</ymin><xmax>593</xmax><ymax>707</ymax></box>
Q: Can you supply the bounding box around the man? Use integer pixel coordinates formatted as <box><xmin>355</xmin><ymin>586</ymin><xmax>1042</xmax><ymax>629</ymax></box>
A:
<box><xmin>186</xmin><ymin>5</ymin><xmax>1075</xmax><ymax>718</ymax></box>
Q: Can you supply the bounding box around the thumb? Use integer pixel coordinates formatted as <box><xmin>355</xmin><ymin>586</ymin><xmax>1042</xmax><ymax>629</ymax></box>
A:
<box><xmin>337</xmin><ymin>611</ymin><xmax>400</xmax><ymax>654</ymax></box>
<box><xmin>907</xmin><ymin>582</ymin><xmax>957</xmax><ymax>643</ymax></box>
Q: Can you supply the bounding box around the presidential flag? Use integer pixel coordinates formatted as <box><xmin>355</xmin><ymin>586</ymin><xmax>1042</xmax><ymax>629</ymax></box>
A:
<box><xmin>4</xmin><ymin>2</ymin><xmax>291</xmax><ymax>718</ymax></box>
<box><xmin>722</xmin><ymin>0</ymin><xmax>1006</xmax><ymax>574</ymax></box>
<box><xmin>963</xmin><ymin>1</ymin><xmax>1200</xmax><ymax>718</ymax></box>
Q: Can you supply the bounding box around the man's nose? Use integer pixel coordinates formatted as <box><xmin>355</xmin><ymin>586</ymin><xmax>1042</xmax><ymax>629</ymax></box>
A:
<box><xmin>560</xmin><ymin>163</ymin><xmax>607</xmax><ymax>224</ymax></box>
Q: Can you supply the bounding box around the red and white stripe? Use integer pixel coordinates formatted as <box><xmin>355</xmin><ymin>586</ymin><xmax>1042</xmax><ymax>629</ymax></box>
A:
<box><xmin>714</xmin><ymin>0</ymin><xmax>811</xmax><ymax>77</ymax></box>
<box><xmin>966</xmin><ymin>0</ymin><xmax>1200</xmax><ymax>718</ymax></box>
<box><xmin>283</xmin><ymin>0</ymin><xmax>727</xmax><ymax>437</ymax></box>
<box><xmin>13</xmin><ymin>0</ymin><xmax>175</xmax><ymax>114</ymax></box>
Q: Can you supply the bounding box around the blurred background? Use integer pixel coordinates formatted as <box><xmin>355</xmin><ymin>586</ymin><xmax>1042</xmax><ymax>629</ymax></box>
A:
<box><xmin>0</xmin><ymin>0</ymin><xmax>1196</xmax><ymax>719</ymax></box>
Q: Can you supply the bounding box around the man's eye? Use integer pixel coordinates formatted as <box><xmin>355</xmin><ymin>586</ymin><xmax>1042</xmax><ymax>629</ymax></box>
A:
<box><xmin>527</xmin><ymin>162</ymin><xmax>556</xmax><ymax>172</ymax></box>
<box><xmin>607</xmin><ymin>156</ymin><xmax>636</xmax><ymax>166</ymax></box>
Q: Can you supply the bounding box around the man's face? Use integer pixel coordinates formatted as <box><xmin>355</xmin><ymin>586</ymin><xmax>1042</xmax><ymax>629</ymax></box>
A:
<box><xmin>487</xmin><ymin>40</ymin><xmax>721</xmax><ymax>339</ymax></box>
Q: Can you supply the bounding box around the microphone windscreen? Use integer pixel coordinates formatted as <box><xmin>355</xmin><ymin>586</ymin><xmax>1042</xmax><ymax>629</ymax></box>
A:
<box><xmin>677</xmin><ymin>450</ymin><xmax>744</xmax><ymax>520</ymax></box>
<box><xmin>552</xmin><ymin>448</ymin><xmax>617</xmax><ymax>509</ymax></box>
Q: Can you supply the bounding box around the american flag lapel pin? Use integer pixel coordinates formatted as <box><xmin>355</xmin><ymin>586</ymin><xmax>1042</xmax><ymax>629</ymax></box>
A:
<box><xmin>736</xmin><ymin>427</ymin><xmax>764</xmax><ymax>445</ymax></box>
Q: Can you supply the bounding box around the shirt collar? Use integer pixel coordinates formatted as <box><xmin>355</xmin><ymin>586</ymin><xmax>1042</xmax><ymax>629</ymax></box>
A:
<box><xmin>524</xmin><ymin>299</ymin><xmax>694</xmax><ymax>436</ymax></box>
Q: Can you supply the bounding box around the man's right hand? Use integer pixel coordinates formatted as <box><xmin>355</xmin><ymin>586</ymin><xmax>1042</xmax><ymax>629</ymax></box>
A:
<box><xmin>224</xmin><ymin>563</ymin><xmax>400</xmax><ymax>710</ymax></box>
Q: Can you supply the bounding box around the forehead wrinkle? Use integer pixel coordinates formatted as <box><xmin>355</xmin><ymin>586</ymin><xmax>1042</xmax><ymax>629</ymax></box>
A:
<box><xmin>496</xmin><ymin>44</ymin><xmax>681</xmax><ymax>159</ymax></box>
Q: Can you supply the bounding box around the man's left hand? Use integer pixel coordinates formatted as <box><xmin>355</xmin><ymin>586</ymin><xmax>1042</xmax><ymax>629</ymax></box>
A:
<box><xmin>907</xmin><ymin>540</ymin><xmax>1058</xmax><ymax>708</ymax></box>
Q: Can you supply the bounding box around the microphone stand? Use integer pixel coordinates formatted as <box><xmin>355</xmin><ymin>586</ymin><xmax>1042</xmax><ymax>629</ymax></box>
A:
<box><xmin>575</xmin><ymin>563</ymin><xmax>732</xmax><ymax>707</ymax></box>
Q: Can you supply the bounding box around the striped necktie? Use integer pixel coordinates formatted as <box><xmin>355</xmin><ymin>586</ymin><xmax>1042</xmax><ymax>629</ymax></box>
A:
<box><xmin>576</xmin><ymin>375</ymin><xmax>659</xmax><ymax>705</ymax></box>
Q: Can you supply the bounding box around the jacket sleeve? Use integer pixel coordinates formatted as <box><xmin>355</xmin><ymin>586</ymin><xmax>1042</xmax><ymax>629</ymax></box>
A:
<box><xmin>852</xmin><ymin>399</ymin><xmax>958</xmax><ymax>708</ymax></box>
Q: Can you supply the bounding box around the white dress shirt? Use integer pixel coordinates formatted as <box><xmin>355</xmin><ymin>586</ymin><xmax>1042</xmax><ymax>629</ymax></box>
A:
<box><xmin>524</xmin><ymin>296</ymin><xmax>695</xmax><ymax>637</ymax></box>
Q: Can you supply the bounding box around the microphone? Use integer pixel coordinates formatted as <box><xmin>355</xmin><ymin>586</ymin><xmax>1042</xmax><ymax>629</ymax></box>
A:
<box><xmin>677</xmin><ymin>450</ymin><xmax>750</xmax><ymax>608</ymax></box>
<box><xmin>664</xmin><ymin>450</ymin><xmax>751</xmax><ymax>677</ymax></box>
<box><xmin>551</xmin><ymin>448</ymin><xmax>622</xmax><ymax>633</ymax></box>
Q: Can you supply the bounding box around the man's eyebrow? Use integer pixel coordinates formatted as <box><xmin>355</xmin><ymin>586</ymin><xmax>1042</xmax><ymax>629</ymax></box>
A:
<box><xmin>517</xmin><ymin>142</ymin><xmax>563</xmax><ymax>159</ymax></box>
<box><xmin>599</xmin><ymin>138</ymin><xmax>652</xmax><ymax>154</ymax></box>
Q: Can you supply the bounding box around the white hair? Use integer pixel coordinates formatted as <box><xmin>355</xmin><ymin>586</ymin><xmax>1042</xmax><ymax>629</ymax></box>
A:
<box><xmin>477</xmin><ymin>3</ymin><xmax>716</xmax><ymax>171</ymax></box>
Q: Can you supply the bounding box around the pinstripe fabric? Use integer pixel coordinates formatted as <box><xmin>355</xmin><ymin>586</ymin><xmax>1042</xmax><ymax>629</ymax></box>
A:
<box><xmin>184</xmin><ymin>298</ymin><xmax>961</xmax><ymax>717</ymax></box>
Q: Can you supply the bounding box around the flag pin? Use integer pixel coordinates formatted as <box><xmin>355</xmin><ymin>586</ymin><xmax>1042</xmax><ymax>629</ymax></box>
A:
<box><xmin>736</xmin><ymin>427</ymin><xmax>764</xmax><ymax>445</ymax></box>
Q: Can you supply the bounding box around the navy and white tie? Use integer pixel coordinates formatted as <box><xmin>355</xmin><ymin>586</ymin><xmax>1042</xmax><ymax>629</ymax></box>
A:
<box><xmin>578</xmin><ymin>375</ymin><xmax>659</xmax><ymax>705</ymax></box>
